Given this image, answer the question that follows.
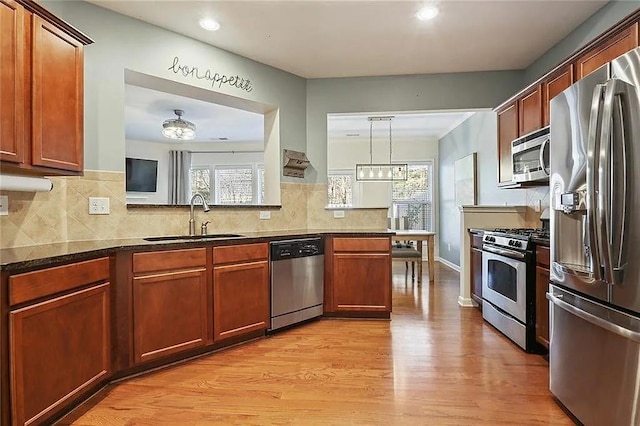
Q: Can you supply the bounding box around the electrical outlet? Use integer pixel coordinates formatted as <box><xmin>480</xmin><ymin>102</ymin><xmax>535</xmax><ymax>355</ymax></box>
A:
<box><xmin>89</xmin><ymin>197</ymin><xmax>110</xmax><ymax>215</ymax></box>
<box><xmin>447</xmin><ymin>243</ymin><xmax>451</xmax><ymax>251</ymax></box>
<box><xmin>259</xmin><ymin>211</ymin><xmax>271</xmax><ymax>220</ymax></box>
<box><xmin>333</xmin><ymin>210</ymin><xmax>345</xmax><ymax>218</ymax></box>
<box><xmin>0</xmin><ymin>195</ymin><xmax>8</xmax><ymax>216</ymax></box>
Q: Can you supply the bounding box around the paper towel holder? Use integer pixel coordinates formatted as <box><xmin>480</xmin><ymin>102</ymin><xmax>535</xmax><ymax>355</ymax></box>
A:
<box><xmin>283</xmin><ymin>149</ymin><xmax>310</xmax><ymax>178</ymax></box>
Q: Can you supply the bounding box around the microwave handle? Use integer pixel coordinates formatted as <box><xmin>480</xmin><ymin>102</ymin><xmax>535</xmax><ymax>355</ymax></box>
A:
<box><xmin>539</xmin><ymin>137</ymin><xmax>549</xmax><ymax>176</ymax></box>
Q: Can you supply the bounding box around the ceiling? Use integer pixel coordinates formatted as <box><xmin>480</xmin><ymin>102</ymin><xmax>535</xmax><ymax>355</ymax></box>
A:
<box><xmin>88</xmin><ymin>0</ymin><xmax>608</xmax><ymax>79</ymax></box>
<box><xmin>327</xmin><ymin>111</ymin><xmax>475</xmax><ymax>140</ymax></box>
<box><xmin>125</xmin><ymin>84</ymin><xmax>264</xmax><ymax>144</ymax></box>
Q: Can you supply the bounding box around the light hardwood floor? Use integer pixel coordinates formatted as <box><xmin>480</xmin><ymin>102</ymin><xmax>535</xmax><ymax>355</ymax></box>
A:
<box><xmin>66</xmin><ymin>263</ymin><xmax>572</xmax><ymax>425</ymax></box>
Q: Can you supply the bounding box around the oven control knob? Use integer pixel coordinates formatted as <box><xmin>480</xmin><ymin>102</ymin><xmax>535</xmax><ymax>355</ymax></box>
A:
<box><xmin>508</xmin><ymin>240</ymin><xmax>514</xmax><ymax>246</ymax></box>
<box><xmin>514</xmin><ymin>241</ymin><xmax>522</xmax><ymax>247</ymax></box>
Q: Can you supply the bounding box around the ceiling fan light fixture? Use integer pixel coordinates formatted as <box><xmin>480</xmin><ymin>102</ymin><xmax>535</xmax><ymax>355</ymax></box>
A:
<box><xmin>162</xmin><ymin>109</ymin><xmax>196</xmax><ymax>140</ymax></box>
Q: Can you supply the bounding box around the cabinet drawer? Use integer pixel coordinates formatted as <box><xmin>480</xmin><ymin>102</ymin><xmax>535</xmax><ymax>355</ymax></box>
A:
<box><xmin>213</xmin><ymin>243</ymin><xmax>268</xmax><ymax>265</ymax></box>
<box><xmin>333</xmin><ymin>237</ymin><xmax>390</xmax><ymax>253</ymax></box>
<box><xmin>536</xmin><ymin>245</ymin><xmax>550</xmax><ymax>268</ymax></box>
<box><xmin>9</xmin><ymin>257</ymin><xmax>109</xmax><ymax>306</ymax></box>
<box><xmin>133</xmin><ymin>248</ymin><xmax>206</xmax><ymax>274</ymax></box>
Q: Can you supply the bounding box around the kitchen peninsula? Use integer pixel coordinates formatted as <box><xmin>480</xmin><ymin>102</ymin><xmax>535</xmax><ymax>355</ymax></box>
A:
<box><xmin>0</xmin><ymin>231</ymin><xmax>392</xmax><ymax>426</ymax></box>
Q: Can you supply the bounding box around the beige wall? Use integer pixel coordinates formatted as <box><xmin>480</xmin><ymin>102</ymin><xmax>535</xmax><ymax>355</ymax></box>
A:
<box><xmin>0</xmin><ymin>173</ymin><xmax>387</xmax><ymax>248</ymax></box>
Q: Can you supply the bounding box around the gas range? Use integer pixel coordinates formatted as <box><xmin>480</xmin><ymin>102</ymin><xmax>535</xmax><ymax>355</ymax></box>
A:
<box><xmin>482</xmin><ymin>228</ymin><xmax>549</xmax><ymax>251</ymax></box>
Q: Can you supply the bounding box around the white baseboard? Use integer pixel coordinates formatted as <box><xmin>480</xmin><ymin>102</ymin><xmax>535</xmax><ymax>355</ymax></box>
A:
<box><xmin>457</xmin><ymin>296</ymin><xmax>475</xmax><ymax>307</ymax></box>
<box><xmin>437</xmin><ymin>257</ymin><xmax>460</xmax><ymax>272</ymax></box>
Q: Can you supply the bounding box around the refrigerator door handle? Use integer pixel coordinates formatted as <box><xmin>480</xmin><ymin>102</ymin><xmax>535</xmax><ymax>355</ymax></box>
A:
<box><xmin>547</xmin><ymin>292</ymin><xmax>640</xmax><ymax>344</ymax></box>
<box><xmin>611</xmin><ymin>85</ymin><xmax>630</xmax><ymax>278</ymax></box>
<box><xmin>598</xmin><ymin>79</ymin><xmax>616</xmax><ymax>284</ymax></box>
<box><xmin>586</xmin><ymin>84</ymin><xmax>605</xmax><ymax>283</ymax></box>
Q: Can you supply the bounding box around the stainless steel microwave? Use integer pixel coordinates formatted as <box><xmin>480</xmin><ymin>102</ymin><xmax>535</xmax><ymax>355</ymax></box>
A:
<box><xmin>511</xmin><ymin>126</ymin><xmax>550</xmax><ymax>183</ymax></box>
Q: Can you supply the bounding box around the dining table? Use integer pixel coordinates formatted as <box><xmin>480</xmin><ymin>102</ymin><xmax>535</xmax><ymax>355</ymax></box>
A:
<box><xmin>391</xmin><ymin>230</ymin><xmax>436</xmax><ymax>283</ymax></box>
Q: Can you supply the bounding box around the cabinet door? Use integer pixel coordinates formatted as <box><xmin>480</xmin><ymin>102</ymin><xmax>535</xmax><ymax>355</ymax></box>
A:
<box><xmin>576</xmin><ymin>22</ymin><xmax>639</xmax><ymax>79</ymax></box>
<box><xmin>213</xmin><ymin>260</ymin><xmax>269</xmax><ymax>341</ymax></box>
<box><xmin>518</xmin><ymin>85</ymin><xmax>542</xmax><ymax>136</ymax></box>
<box><xmin>31</xmin><ymin>15</ymin><xmax>84</xmax><ymax>172</ymax></box>
<box><xmin>133</xmin><ymin>268</ymin><xmax>208</xmax><ymax>363</ymax></box>
<box><xmin>542</xmin><ymin>64</ymin><xmax>574</xmax><ymax>126</ymax></box>
<box><xmin>497</xmin><ymin>102</ymin><xmax>518</xmax><ymax>184</ymax></box>
<box><xmin>471</xmin><ymin>247</ymin><xmax>483</xmax><ymax>306</ymax></box>
<box><xmin>535</xmin><ymin>266</ymin><xmax>550</xmax><ymax>349</ymax></box>
<box><xmin>10</xmin><ymin>284</ymin><xmax>110</xmax><ymax>426</ymax></box>
<box><xmin>332</xmin><ymin>253</ymin><xmax>391</xmax><ymax>312</ymax></box>
<box><xmin>0</xmin><ymin>0</ymin><xmax>24</xmax><ymax>164</ymax></box>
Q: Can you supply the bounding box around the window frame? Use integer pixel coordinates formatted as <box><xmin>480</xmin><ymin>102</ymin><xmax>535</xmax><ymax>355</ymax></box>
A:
<box><xmin>327</xmin><ymin>169</ymin><xmax>355</xmax><ymax>208</ymax></box>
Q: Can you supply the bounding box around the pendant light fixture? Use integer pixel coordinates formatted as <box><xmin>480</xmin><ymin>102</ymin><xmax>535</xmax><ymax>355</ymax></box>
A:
<box><xmin>162</xmin><ymin>109</ymin><xmax>196</xmax><ymax>140</ymax></box>
<box><xmin>355</xmin><ymin>116</ymin><xmax>408</xmax><ymax>181</ymax></box>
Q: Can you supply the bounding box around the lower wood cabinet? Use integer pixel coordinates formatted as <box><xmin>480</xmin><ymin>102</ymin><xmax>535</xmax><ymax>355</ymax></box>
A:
<box><xmin>132</xmin><ymin>248</ymin><xmax>208</xmax><ymax>364</ymax></box>
<box><xmin>535</xmin><ymin>245</ymin><xmax>551</xmax><ymax>349</ymax></box>
<box><xmin>470</xmin><ymin>234</ymin><xmax>483</xmax><ymax>307</ymax></box>
<box><xmin>212</xmin><ymin>243</ymin><xmax>269</xmax><ymax>341</ymax></box>
<box><xmin>327</xmin><ymin>237</ymin><xmax>391</xmax><ymax>314</ymax></box>
<box><xmin>10</xmin><ymin>283</ymin><xmax>110</xmax><ymax>426</ymax></box>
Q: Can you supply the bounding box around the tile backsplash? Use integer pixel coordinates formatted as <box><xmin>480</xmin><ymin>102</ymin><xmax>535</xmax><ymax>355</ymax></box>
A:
<box><xmin>0</xmin><ymin>172</ymin><xmax>387</xmax><ymax>248</ymax></box>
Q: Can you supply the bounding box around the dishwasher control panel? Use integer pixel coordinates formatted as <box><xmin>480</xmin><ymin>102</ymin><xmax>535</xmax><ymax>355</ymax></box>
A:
<box><xmin>270</xmin><ymin>238</ymin><xmax>324</xmax><ymax>261</ymax></box>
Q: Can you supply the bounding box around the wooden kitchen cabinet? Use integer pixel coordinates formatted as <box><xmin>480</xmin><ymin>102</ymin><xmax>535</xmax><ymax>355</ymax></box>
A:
<box><xmin>470</xmin><ymin>234</ymin><xmax>483</xmax><ymax>307</ymax></box>
<box><xmin>535</xmin><ymin>245</ymin><xmax>551</xmax><ymax>349</ymax></box>
<box><xmin>132</xmin><ymin>248</ymin><xmax>208</xmax><ymax>364</ymax></box>
<box><xmin>0</xmin><ymin>0</ymin><xmax>92</xmax><ymax>175</ymax></box>
<box><xmin>517</xmin><ymin>85</ymin><xmax>543</xmax><ymax>136</ymax></box>
<box><xmin>575</xmin><ymin>22</ymin><xmax>639</xmax><ymax>80</ymax></box>
<box><xmin>8</xmin><ymin>258</ymin><xmax>110</xmax><ymax>426</ymax></box>
<box><xmin>212</xmin><ymin>243</ymin><xmax>269</xmax><ymax>341</ymax></box>
<box><xmin>542</xmin><ymin>64</ymin><xmax>574</xmax><ymax>126</ymax></box>
<box><xmin>326</xmin><ymin>237</ymin><xmax>391</xmax><ymax>315</ymax></box>
<box><xmin>497</xmin><ymin>102</ymin><xmax>518</xmax><ymax>184</ymax></box>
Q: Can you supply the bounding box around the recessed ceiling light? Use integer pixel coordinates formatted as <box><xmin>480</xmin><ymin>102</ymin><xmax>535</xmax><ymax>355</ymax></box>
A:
<box><xmin>417</xmin><ymin>5</ymin><xmax>439</xmax><ymax>21</ymax></box>
<box><xmin>200</xmin><ymin>18</ymin><xmax>220</xmax><ymax>31</ymax></box>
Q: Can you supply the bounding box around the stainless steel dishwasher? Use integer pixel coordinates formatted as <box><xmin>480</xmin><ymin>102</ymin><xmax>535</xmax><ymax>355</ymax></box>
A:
<box><xmin>270</xmin><ymin>238</ymin><xmax>324</xmax><ymax>331</ymax></box>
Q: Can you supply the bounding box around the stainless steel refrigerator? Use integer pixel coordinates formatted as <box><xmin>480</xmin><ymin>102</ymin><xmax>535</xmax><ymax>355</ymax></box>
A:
<box><xmin>549</xmin><ymin>46</ymin><xmax>640</xmax><ymax>425</ymax></box>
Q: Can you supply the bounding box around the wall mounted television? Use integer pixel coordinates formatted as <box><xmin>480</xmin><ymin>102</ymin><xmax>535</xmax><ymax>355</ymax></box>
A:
<box><xmin>126</xmin><ymin>157</ymin><xmax>158</xmax><ymax>192</ymax></box>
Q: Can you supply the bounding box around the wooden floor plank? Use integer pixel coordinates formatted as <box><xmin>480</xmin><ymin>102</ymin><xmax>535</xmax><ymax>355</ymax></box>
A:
<box><xmin>64</xmin><ymin>262</ymin><xmax>571</xmax><ymax>425</ymax></box>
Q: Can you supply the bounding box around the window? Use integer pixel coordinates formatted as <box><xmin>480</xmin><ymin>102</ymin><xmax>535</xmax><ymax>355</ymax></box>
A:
<box><xmin>391</xmin><ymin>162</ymin><xmax>433</xmax><ymax>231</ymax></box>
<box><xmin>214</xmin><ymin>165</ymin><xmax>254</xmax><ymax>204</ymax></box>
<box><xmin>327</xmin><ymin>173</ymin><xmax>353</xmax><ymax>207</ymax></box>
<box><xmin>190</xmin><ymin>166</ymin><xmax>212</xmax><ymax>202</ymax></box>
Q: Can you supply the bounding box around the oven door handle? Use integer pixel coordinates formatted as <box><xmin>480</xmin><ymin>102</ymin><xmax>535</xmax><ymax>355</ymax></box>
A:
<box><xmin>482</xmin><ymin>245</ymin><xmax>525</xmax><ymax>259</ymax></box>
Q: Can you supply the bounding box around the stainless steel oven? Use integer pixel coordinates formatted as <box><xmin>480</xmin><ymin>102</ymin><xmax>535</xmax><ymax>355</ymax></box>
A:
<box><xmin>481</xmin><ymin>230</ymin><xmax>541</xmax><ymax>352</ymax></box>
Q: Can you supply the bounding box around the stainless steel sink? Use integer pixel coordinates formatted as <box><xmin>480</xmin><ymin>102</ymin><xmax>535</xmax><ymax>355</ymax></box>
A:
<box><xmin>143</xmin><ymin>234</ymin><xmax>244</xmax><ymax>242</ymax></box>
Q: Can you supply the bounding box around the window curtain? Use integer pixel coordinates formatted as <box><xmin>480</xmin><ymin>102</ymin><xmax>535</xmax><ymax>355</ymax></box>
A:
<box><xmin>168</xmin><ymin>150</ymin><xmax>191</xmax><ymax>204</ymax></box>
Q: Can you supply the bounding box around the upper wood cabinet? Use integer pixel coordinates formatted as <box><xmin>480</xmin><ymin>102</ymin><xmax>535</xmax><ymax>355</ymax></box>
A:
<box><xmin>496</xmin><ymin>102</ymin><xmax>518</xmax><ymax>184</ymax></box>
<box><xmin>542</xmin><ymin>64</ymin><xmax>574</xmax><ymax>126</ymax></box>
<box><xmin>517</xmin><ymin>85</ymin><xmax>543</xmax><ymax>136</ymax></box>
<box><xmin>0</xmin><ymin>0</ymin><xmax>92</xmax><ymax>175</ymax></box>
<box><xmin>0</xmin><ymin>0</ymin><xmax>25</xmax><ymax>164</ymax></box>
<box><xmin>576</xmin><ymin>22</ymin><xmax>639</xmax><ymax>79</ymax></box>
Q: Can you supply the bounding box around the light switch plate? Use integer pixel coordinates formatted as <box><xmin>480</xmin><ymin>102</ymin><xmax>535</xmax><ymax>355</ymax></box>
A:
<box><xmin>259</xmin><ymin>211</ymin><xmax>271</xmax><ymax>220</ymax></box>
<box><xmin>0</xmin><ymin>195</ymin><xmax>8</xmax><ymax>216</ymax></box>
<box><xmin>333</xmin><ymin>210</ymin><xmax>345</xmax><ymax>218</ymax></box>
<box><xmin>534</xmin><ymin>200</ymin><xmax>541</xmax><ymax>213</ymax></box>
<box><xmin>89</xmin><ymin>197</ymin><xmax>110</xmax><ymax>215</ymax></box>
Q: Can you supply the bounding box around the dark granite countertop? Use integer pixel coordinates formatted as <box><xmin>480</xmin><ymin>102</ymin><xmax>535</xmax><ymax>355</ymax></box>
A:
<box><xmin>0</xmin><ymin>229</ymin><xmax>394</xmax><ymax>272</ymax></box>
<box><xmin>532</xmin><ymin>237</ymin><xmax>550</xmax><ymax>247</ymax></box>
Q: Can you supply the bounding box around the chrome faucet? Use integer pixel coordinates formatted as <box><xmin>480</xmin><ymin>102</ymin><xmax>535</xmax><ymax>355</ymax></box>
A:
<box><xmin>189</xmin><ymin>193</ymin><xmax>210</xmax><ymax>236</ymax></box>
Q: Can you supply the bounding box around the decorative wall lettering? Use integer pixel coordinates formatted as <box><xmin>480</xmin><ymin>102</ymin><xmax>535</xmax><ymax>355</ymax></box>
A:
<box><xmin>168</xmin><ymin>56</ymin><xmax>254</xmax><ymax>93</ymax></box>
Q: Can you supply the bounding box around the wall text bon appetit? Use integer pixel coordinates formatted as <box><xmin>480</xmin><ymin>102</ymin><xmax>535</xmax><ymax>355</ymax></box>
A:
<box><xmin>168</xmin><ymin>56</ymin><xmax>254</xmax><ymax>93</ymax></box>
